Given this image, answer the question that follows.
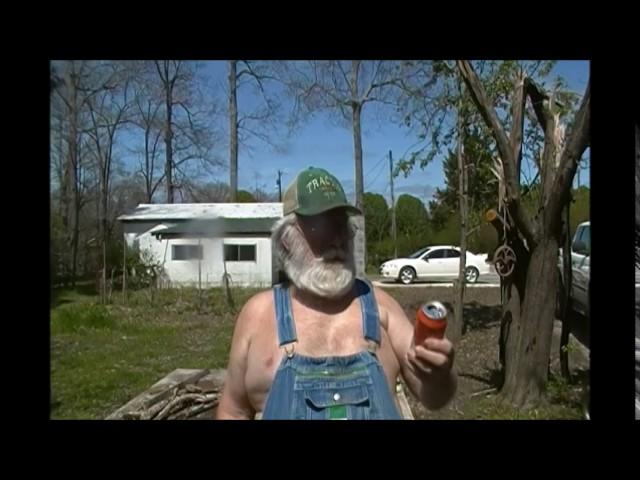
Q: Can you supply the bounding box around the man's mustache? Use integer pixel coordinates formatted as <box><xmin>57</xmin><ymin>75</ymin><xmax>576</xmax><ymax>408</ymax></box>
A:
<box><xmin>320</xmin><ymin>248</ymin><xmax>347</xmax><ymax>262</ymax></box>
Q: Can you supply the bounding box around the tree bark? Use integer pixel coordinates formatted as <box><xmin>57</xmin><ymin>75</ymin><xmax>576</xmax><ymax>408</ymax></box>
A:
<box><xmin>352</xmin><ymin>101</ymin><xmax>364</xmax><ymax>212</ymax></box>
<box><xmin>229</xmin><ymin>60</ymin><xmax>238</xmax><ymax>202</ymax></box>
<box><xmin>501</xmin><ymin>235</ymin><xmax>558</xmax><ymax>406</ymax></box>
<box><xmin>63</xmin><ymin>62</ymin><xmax>80</xmax><ymax>287</ymax></box>
<box><xmin>559</xmin><ymin>203</ymin><xmax>572</xmax><ymax>380</ymax></box>
<box><xmin>486</xmin><ymin>209</ymin><xmax>530</xmax><ymax>380</ymax></box>
<box><xmin>351</xmin><ymin>61</ymin><xmax>364</xmax><ymax>213</ymax></box>
<box><xmin>229</xmin><ymin>60</ymin><xmax>238</xmax><ymax>203</ymax></box>
<box><xmin>157</xmin><ymin>61</ymin><xmax>175</xmax><ymax>204</ymax></box>
<box><xmin>452</xmin><ymin>78</ymin><xmax>466</xmax><ymax>343</ymax></box>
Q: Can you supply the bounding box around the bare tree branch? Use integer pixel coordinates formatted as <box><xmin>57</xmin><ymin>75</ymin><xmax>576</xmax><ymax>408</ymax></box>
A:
<box><xmin>546</xmin><ymin>80</ymin><xmax>590</xmax><ymax>227</ymax></box>
<box><xmin>524</xmin><ymin>78</ymin><xmax>552</xmax><ymax>133</ymax></box>
<box><xmin>510</xmin><ymin>70</ymin><xmax>527</xmax><ymax>181</ymax></box>
<box><xmin>458</xmin><ymin>60</ymin><xmax>536</xmax><ymax>246</ymax></box>
<box><xmin>337</xmin><ymin>61</ymin><xmax>351</xmax><ymax>91</ymax></box>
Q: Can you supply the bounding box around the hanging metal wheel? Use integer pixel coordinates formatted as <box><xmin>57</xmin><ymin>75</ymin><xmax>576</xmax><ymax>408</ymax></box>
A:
<box><xmin>494</xmin><ymin>245</ymin><xmax>516</xmax><ymax>278</ymax></box>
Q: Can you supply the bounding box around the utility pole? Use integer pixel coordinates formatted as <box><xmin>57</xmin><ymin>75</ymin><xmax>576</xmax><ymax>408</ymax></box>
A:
<box><xmin>389</xmin><ymin>150</ymin><xmax>397</xmax><ymax>259</ymax></box>
<box><xmin>277</xmin><ymin>169</ymin><xmax>283</xmax><ymax>202</ymax></box>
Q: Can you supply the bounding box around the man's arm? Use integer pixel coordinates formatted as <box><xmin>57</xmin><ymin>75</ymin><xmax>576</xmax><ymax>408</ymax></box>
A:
<box><xmin>375</xmin><ymin>287</ymin><xmax>457</xmax><ymax>410</ymax></box>
<box><xmin>216</xmin><ymin>294</ymin><xmax>264</xmax><ymax>420</ymax></box>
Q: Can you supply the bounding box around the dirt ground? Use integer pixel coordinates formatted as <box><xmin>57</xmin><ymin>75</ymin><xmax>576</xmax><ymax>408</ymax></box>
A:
<box><xmin>384</xmin><ymin>285</ymin><xmax>589</xmax><ymax>420</ymax></box>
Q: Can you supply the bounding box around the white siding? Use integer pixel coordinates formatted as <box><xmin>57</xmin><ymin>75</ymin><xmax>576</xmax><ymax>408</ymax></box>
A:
<box><xmin>222</xmin><ymin>237</ymin><xmax>272</xmax><ymax>287</ymax></box>
<box><xmin>123</xmin><ymin>225</ymin><xmax>273</xmax><ymax>288</ymax></box>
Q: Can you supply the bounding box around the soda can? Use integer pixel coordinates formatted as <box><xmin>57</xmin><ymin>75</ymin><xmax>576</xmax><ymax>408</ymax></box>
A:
<box><xmin>414</xmin><ymin>301</ymin><xmax>448</xmax><ymax>344</ymax></box>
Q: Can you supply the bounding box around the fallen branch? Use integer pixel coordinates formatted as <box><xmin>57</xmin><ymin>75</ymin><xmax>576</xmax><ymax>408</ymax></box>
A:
<box><xmin>470</xmin><ymin>387</ymin><xmax>497</xmax><ymax>398</ymax></box>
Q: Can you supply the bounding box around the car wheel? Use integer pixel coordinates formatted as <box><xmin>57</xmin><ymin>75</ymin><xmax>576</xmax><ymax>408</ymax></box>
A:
<box><xmin>464</xmin><ymin>266</ymin><xmax>479</xmax><ymax>283</ymax></box>
<box><xmin>399</xmin><ymin>267</ymin><xmax>416</xmax><ymax>285</ymax></box>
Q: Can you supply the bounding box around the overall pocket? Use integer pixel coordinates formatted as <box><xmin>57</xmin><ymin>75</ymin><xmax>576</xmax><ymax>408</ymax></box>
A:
<box><xmin>303</xmin><ymin>384</ymin><xmax>371</xmax><ymax>420</ymax></box>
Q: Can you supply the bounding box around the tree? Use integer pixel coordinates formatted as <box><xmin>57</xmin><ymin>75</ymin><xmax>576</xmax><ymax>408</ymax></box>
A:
<box><xmin>395</xmin><ymin>194</ymin><xmax>430</xmax><ymax>240</ymax></box>
<box><xmin>154</xmin><ymin>60</ymin><xmax>179</xmax><ymax>203</ymax></box>
<box><xmin>279</xmin><ymin>60</ymin><xmax>415</xmax><ymax>212</ymax></box>
<box><xmin>153</xmin><ymin>61</ymin><xmax>222</xmax><ymax>203</ymax></box>
<box><xmin>453</xmin><ymin>76</ymin><xmax>468</xmax><ymax>344</ymax></box>
<box><xmin>85</xmin><ymin>61</ymin><xmax>132</xmax><ymax>301</ymax></box>
<box><xmin>432</xmin><ymin>128</ymin><xmax>499</xmax><ymax>218</ymax></box>
<box><xmin>183</xmin><ymin>180</ymin><xmax>231</xmax><ymax>203</ymax></box>
<box><xmin>227</xmin><ymin>61</ymin><xmax>283</xmax><ymax>202</ymax></box>
<box><xmin>52</xmin><ymin>60</ymin><xmax>115</xmax><ymax>286</ymax></box>
<box><xmin>363</xmin><ymin>192</ymin><xmax>390</xmax><ymax>243</ymax></box>
<box><xmin>395</xmin><ymin>61</ymin><xmax>565</xmax><ymax>183</ymax></box>
<box><xmin>130</xmin><ymin>63</ymin><xmax>165</xmax><ymax>203</ymax></box>
<box><xmin>236</xmin><ymin>190</ymin><xmax>257</xmax><ymax>203</ymax></box>
<box><xmin>458</xmin><ymin>60</ymin><xmax>590</xmax><ymax>406</ymax></box>
<box><xmin>393</xmin><ymin>60</ymin><xmax>584</xmax><ymax>406</ymax></box>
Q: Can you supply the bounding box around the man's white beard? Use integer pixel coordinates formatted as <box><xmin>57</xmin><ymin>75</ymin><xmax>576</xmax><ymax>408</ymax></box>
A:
<box><xmin>277</xmin><ymin>218</ymin><xmax>356</xmax><ymax>299</ymax></box>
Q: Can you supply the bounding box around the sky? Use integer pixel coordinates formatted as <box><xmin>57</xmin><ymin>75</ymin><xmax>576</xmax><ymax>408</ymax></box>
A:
<box><xmin>118</xmin><ymin>60</ymin><xmax>590</xmax><ymax>206</ymax></box>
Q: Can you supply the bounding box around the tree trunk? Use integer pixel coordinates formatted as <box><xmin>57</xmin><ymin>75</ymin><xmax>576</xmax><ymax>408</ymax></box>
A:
<box><xmin>499</xmin><ymin>238</ymin><xmax>529</xmax><ymax>381</ymax></box>
<box><xmin>559</xmin><ymin>203</ymin><xmax>573</xmax><ymax>380</ymax></box>
<box><xmin>101</xmin><ymin>181</ymin><xmax>109</xmax><ymax>302</ymax></box>
<box><xmin>122</xmin><ymin>237</ymin><xmax>127</xmax><ymax>304</ymax></box>
<box><xmin>389</xmin><ymin>151</ymin><xmax>397</xmax><ymax>259</ymax></box>
<box><xmin>71</xmin><ymin>183</ymin><xmax>81</xmax><ymax>288</ymax></box>
<box><xmin>352</xmin><ymin>101</ymin><xmax>364</xmax><ymax>212</ymax></box>
<box><xmin>452</xmin><ymin>83</ymin><xmax>466</xmax><ymax>343</ymax></box>
<box><xmin>144</xmin><ymin>125</ymin><xmax>153</xmax><ymax>203</ymax></box>
<box><xmin>63</xmin><ymin>62</ymin><xmax>80</xmax><ymax>287</ymax></box>
<box><xmin>70</xmin><ymin>119</ymin><xmax>81</xmax><ymax>289</ymax></box>
<box><xmin>502</xmin><ymin>235</ymin><xmax>559</xmax><ymax>406</ymax></box>
<box><xmin>164</xmin><ymin>66</ymin><xmax>174</xmax><ymax>204</ymax></box>
<box><xmin>229</xmin><ymin>60</ymin><xmax>238</xmax><ymax>203</ymax></box>
<box><xmin>487</xmin><ymin>209</ymin><xmax>530</xmax><ymax>379</ymax></box>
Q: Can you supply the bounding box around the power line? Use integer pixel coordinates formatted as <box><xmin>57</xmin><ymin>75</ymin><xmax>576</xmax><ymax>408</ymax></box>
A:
<box><xmin>365</xmin><ymin>160</ymin><xmax>387</xmax><ymax>191</ymax></box>
<box><xmin>364</xmin><ymin>153</ymin><xmax>387</xmax><ymax>179</ymax></box>
<box><xmin>364</xmin><ymin>153</ymin><xmax>389</xmax><ymax>191</ymax></box>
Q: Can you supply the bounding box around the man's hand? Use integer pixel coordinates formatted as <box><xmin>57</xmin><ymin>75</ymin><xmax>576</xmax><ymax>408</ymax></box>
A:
<box><xmin>406</xmin><ymin>337</ymin><xmax>455</xmax><ymax>382</ymax></box>
<box><xmin>372</xmin><ymin>286</ymin><xmax>457</xmax><ymax>410</ymax></box>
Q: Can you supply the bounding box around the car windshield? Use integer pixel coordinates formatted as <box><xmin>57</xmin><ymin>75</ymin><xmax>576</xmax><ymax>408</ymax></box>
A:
<box><xmin>408</xmin><ymin>247</ymin><xmax>431</xmax><ymax>259</ymax></box>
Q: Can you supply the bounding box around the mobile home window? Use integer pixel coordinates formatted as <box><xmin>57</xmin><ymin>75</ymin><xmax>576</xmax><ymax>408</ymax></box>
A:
<box><xmin>224</xmin><ymin>244</ymin><xmax>256</xmax><ymax>262</ymax></box>
<box><xmin>172</xmin><ymin>244</ymin><xmax>203</xmax><ymax>261</ymax></box>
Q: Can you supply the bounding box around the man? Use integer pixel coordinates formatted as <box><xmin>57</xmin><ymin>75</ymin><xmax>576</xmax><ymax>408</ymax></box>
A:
<box><xmin>217</xmin><ymin>166</ymin><xmax>457</xmax><ymax>419</ymax></box>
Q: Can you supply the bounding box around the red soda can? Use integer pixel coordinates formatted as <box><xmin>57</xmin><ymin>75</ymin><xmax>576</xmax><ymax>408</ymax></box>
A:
<box><xmin>414</xmin><ymin>301</ymin><xmax>448</xmax><ymax>344</ymax></box>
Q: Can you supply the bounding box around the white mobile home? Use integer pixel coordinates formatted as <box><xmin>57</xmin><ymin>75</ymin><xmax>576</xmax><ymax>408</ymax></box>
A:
<box><xmin>117</xmin><ymin>203</ymin><xmax>283</xmax><ymax>288</ymax></box>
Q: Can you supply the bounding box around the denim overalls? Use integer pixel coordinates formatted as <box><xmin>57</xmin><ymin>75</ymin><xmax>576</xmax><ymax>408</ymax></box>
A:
<box><xmin>261</xmin><ymin>279</ymin><xmax>402</xmax><ymax>420</ymax></box>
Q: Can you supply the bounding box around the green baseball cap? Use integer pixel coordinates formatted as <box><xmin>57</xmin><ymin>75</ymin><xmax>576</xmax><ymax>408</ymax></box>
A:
<box><xmin>282</xmin><ymin>166</ymin><xmax>362</xmax><ymax>216</ymax></box>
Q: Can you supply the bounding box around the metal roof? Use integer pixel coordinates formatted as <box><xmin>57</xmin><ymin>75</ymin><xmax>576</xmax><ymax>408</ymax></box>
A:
<box><xmin>118</xmin><ymin>203</ymin><xmax>284</xmax><ymax>222</ymax></box>
<box><xmin>149</xmin><ymin>218</ymin><xmax>280</xmax><ymax>238</ymax></box>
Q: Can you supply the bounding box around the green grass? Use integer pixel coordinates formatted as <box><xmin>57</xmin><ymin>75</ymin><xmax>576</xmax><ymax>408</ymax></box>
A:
<box><xmin>458</xmin><ymin>375</ymin><xmax>586</xmax><ymax>420</ymax></box>
<box><xmin>461</xmin><ymin>397</ymin><xmax>584</xmax><ymax>420</ymax></box>
<box><xmin>51</xmin><ymin>284</ymin><xmax>587</xmax><ymax>420</ymax></box>
<box><xmin>50</xmin><ymin>285</ymin><xmax>260</xmax><ymax>419</ymax></box>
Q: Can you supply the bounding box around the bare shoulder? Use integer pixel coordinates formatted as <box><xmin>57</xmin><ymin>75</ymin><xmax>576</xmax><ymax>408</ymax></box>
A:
<box><xmin>371</xmin><ymin>285</ymin><xmax>403</xmax><ymax>314</ymax></box>
<box><xmin>235</xmin><ymin>289</ymin><xmax>275</xmax><ymax>337</ymax></box>
<box><xmin>370</xmin><ymin>285</ymin><xmax>411</xmax><ymax>329</ymax></box>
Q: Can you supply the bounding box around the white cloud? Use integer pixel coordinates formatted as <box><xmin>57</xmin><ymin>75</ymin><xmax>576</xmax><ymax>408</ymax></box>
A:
<box><xmin>395</xmin><ymin>184</ymin><xmax>437</xmax><ymax>199</ymax></box>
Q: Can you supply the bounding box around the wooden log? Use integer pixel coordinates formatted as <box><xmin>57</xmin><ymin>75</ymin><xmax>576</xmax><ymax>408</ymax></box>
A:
<box><xmin>395</xmin><ymin>382</ymin><xmax>414</xmax><ymax>420</ymax></box>
<box><xmin>485</xmin><ymin>208</ymin><xmax>506</xmax><ymax>234</ymax></box>
<box><xmin>105</xmin><ymin>369</ymin><xmax>210</xmax><ymax>419</ymax></box>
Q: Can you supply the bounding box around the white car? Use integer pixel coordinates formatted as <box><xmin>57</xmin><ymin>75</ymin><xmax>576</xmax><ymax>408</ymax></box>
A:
<box><xmin>379</xmin><ymin>245</ymin><xmax>492</xmax><ymax>285</ymax></box>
